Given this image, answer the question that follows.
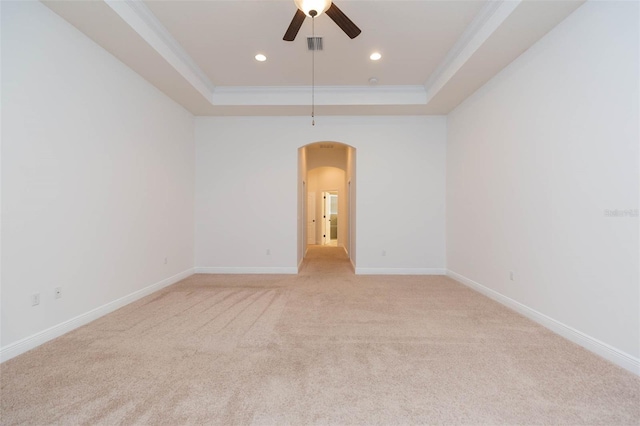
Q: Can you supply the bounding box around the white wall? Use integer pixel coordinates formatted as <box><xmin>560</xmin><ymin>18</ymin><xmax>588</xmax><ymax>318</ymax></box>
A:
<box><xmin>447</xmin><ymin>0</ymin><xmax>639</xmax><ymax>371</ymax></box>
<box><xmin>195</xmin><ymin>115</ymin><xmax>446</xmax><ymax>274</ymax></box>
<box><xmin>306</xmin><ymin>145</ymin><xmax>348</xmax><ymax>171</ymax></box>
<box><xmin>1</xmin><ymin>1</ymin><xmax>195</xmax><ymax>358</ymax></box>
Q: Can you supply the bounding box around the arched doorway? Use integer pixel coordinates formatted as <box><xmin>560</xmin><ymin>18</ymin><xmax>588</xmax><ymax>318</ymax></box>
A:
<box><xmin>297</xmin><ymin>142</ymin><xmax>356</xmax><ymax>271</ymax></box>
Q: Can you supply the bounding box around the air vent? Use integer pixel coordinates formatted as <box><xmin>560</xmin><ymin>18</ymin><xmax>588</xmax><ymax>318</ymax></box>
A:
<box><xmin>307</xmin><ymin>36</ymin><xmax>323</xmax><ymax>51</ymax></box>
<box><xmin>319</xmin><ymin>144</ymin><xmax>334</xmax><ymax>149</ymax></box>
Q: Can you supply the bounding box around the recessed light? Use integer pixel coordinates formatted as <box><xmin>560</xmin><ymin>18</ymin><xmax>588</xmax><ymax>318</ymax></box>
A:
<box><xmin>370</xmin><ymin>52</ymin><xmax>382</xmax><ymax>61</ymax></box>
<box><xmin>255</xmin><ymin>54</ymin><xmax>267</xmax><ymax>62</ymax></box>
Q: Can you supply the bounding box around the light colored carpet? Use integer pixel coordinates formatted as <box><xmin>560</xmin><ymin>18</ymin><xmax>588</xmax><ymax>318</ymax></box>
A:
<box><xmin>2</xmin><ymin>246</ymin><xmax>639</xmax><ymax>425</ymax></box>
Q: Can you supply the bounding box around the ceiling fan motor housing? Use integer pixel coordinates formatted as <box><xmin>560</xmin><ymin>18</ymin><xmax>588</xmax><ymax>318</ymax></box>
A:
<box><xmin>295</xmin><ymin>0</ymin><xmax>332</xmax><ymax>18</ymax></box>
<box><xmin>284</xmin><ymin>0</ymin><xmax>360</xmax><ymax>42</ymax></box>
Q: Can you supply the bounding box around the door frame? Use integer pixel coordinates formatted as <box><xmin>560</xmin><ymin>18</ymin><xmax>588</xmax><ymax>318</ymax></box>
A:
<box><xmin>321</xmin><ymin>190</ymin><xmax>338</xmax><ymax>245</ymax></box>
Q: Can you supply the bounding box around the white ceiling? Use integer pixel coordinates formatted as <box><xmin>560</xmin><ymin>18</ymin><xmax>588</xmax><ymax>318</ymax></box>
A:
<box><xmin>42</xmin><ymin>0</ymin><xmax>585</xmax><ymax>116</ymax></box>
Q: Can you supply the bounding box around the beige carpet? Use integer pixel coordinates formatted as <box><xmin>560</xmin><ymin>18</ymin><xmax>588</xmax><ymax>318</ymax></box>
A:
<box><xmin>2</xmin><ymin>246</ymin><xmax>639</xmax><ymax>425</ymax></box>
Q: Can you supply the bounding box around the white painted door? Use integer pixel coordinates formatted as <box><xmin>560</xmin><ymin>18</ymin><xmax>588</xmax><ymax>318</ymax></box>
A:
<box><xmin>307</xmin><ymin>192</ymin><xmax>316</xmax><ymax>244</ymax></box>
<box><xmin>323</xmin><ymin>192</ymin><xmax>331</xmax><ymax>245</ymax></box>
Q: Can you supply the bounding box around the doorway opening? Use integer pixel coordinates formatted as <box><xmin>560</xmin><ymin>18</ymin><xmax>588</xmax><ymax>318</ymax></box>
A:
<box><xmin>297</xmin><ymin>142</ymin><xmax>356</xmax><ymax>272</ymax></box>
<box><xmin>304</xmin><ymin>167</ymin><xmax>343</xmax><ymax>246</ymax></box>
<box><xmin>325</xmin><ymin>192</ymin><xmax>338</xmax><ymax>246</ymax></box>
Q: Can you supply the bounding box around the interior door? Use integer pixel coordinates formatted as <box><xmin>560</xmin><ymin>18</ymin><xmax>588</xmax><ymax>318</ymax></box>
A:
<box><xmin>323</xmin><ymin>192</ymin><xmax>331</xmax><ymax>245</ymax></box>
<box><xmin>307</xmin><ymin>191</ymin><xmax>316</xmax><ymax>244</ymax></box>
<box><xmin>329</xmin><ymin>194</ymin><xmax>338</xmax><ymax>240</ymax></box>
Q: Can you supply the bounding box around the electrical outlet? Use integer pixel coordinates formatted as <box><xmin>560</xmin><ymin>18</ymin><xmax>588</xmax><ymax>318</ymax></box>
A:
<box><xmin>509</xmin><ymin>271</ymin><xmax>514</xmax><ymax>281</ymax></box>
<box><xmin>382</xmin><ymin>250</ymin><xmax>387</xmax><ymax>257</ymax></box>
<box><xmin>266</xmin><ymin>249</ymin><xmax>271</xmax><ymax>255</ymax></box>
<box><xmin>55</xmin><ymin>287</ymin><xmax>62</xmax><ymax>299</ymax></box>
<box><xmin>164</xmin><ymin>257</ymin><xmax>168</xmax><ymax>265</ymax></box>
<box><xmin>31</xmin><ymin>293</ymin><xmax>40</xmax><ymax>306</ymax></box>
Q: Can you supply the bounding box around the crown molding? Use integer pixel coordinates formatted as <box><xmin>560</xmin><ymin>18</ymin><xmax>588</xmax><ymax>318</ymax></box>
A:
<box><xmin>104</xmin><ymin>0</ymin><xmax>215</xmax><ymax>100</ymax></box>
<box><xmin>93</xmin><ymin>2</ymin><xmax>428</xmax><ymax>110</ymax></box>
<box><xmin>62</xmin><ymin>0</ymin><xmax>577</xmax><ymax>115</ymax></box>
<box><xmin>212</xmin><ymin>85</ymin><xmax>427</xmax><ymax>106</ymax></box>
<box><xmin>98</xmin><ymin>0</ymin><xmax>522</xmax><ymax>112</ymax></box>
<box><xmin>423</xmin><ymin>0</ymin><xmax>521</xmax><ymax>104</ymax></box>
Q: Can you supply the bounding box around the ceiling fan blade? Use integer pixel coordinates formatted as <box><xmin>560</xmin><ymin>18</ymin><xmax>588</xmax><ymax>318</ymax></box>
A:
<box><xmin>326</xmin><ymin>2</ymin><xmax>361</xmax><ymax>39</ymax></box>
<box><xmin>283</xmin><ymin>9</ymin><xmax>306</xmax><ymax>41</ymax></box>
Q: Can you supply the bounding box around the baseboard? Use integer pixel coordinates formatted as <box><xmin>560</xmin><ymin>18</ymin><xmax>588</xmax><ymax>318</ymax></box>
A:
<box><xmin>195</xmin><ymin>267</ymin><xmax>298</xmax><ymax>274</ymax></box>
<box><xmin>446</xmin><ymin>270</ymin><xmax>640</xmax><ymax>376</ymax></box>
<box><xmin>355</xmin><ymin>267</ymin><xmax>446</xmax><ymax>275</ymax></box>
<box><xmin>0</xmin><ymin>268</ymin><xmax>194</xmax><ymax>363</ymax></box>
<box><xmin>298</xmin><ymin>257</ymin><xmax>304</xmax><ymax>273</ymax></box>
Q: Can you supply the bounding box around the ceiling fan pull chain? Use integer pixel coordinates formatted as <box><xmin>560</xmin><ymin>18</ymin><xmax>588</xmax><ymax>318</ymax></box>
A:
<box><xmin>311</xmin><ymin>15</ymin><xmax>315</xmax><ymax>126</ymax></box>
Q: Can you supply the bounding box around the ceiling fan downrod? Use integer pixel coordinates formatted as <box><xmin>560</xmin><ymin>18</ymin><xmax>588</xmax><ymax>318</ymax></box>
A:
<box><xmin>311</xmin><ymin>13</ymin><xmax>316</xmax><ymax>126</ymax></box>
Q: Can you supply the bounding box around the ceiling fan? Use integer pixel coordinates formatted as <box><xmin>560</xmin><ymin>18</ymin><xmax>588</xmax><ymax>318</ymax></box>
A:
<box><xmin>283</xmin><ymin>0</ymin><xmax>361</xmax><ymax>41</ymax></box>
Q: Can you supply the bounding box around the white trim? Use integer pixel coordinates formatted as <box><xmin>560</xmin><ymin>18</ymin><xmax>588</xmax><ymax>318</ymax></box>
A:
<box><xmin>195</xmin><ymin>267</ymin><xmax>298</xmax><ymax>275</ymax></box>
<box><xmin>355</xmin><ymin>268</ymin><xmax>446</xmax><ymax>275</ymax></box>
<box><xmin>424</xmin><ymin>0</ymin><xmax>521</xmax><ymax>103</ymax></box>
<box><xmin>0</xmin><ymin>268</ymin><xmax>194</xmax><ymax>363</ymax></box>
<box><xmin>297</xmin><ymin>256</ymin><xmax>304</xmax><ymax>273</ymax></box>
<box><xmin>104</xmin><ymin>0</ymin><xmax>214</xmax><ymax>100</ymax></box>
<box><xmin>211</xmin><ymin>85</ymin><xmax>427</xmax><ymax>106</ymax></box>
<box><xmin>447</xmin><ymin>270</ymin><xmax>640</xmax><ymax>376</ymax></box>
